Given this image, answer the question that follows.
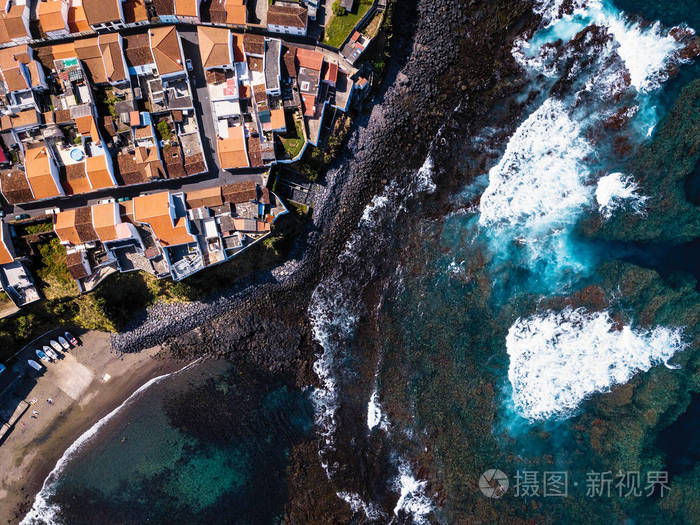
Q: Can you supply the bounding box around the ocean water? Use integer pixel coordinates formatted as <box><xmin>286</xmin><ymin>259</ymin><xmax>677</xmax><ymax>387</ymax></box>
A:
<box><xmin>308</xmin><ymin>0</ymin><xmax>700</xmax><ymax>522</ymax></box>
<box><xmin>22</xmin><ymin>360</ymin><xmax>314</xmax><ymax>525</ymax></box>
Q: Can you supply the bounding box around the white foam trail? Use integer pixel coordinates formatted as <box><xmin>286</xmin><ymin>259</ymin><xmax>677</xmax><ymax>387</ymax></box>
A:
<box><xmin>391</xmin><ymin>459</ymin><xmax>434</xmax><ymax>524</ymax></box>
<box><xmin>479</xmin><ymin>98</ymin><xmax>592</xmax><ymax>230</ymax></box>
<box><xmin>21</xmin><ymin>360</ymin><xmax>201</xmax><ymax>525</ymax></box>
<box><xmin>595</xmin><ymin>172</ymin><xmax>647</xmax><ymax>219</ymax></box>
<box><xmin>336</xmin><ymin>491</ymin><xmax>386</xmax><ymax>521</ymax></box>
<box><xmin>507</xmin><ymin>308</ymin><xmax>686</xmax><ymax>421</ymax></box>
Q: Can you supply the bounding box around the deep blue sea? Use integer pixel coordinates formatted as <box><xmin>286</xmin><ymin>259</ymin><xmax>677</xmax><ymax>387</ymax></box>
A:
<box><xmin>21</xmin><ymin>1</ymin><xmax>700</xmax><ymax>523</ymax></box>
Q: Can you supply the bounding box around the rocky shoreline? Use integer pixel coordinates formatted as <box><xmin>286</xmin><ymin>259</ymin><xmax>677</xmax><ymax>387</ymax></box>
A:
<box><xmin>110</xmin><ymin>0</ymin><xmax>542</xmax><ymax>521</ymax></box>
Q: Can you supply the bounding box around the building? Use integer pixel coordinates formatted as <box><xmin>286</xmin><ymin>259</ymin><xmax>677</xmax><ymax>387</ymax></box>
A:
<box><xmin>0</xmin><ymin>45</ymin><xmax>46</xmax><ymax>113</ymax></box>
<box><xmin>0</xmin><ymin>2</ymin><xmax>31</xmax><ymax>45</ymax></box>
<box><xmin>54</xmin><ymin>206</ymin><xmax>99</xmax><ymax>246</ymax></box>
<box><xmin>266</xmin><ymin>4</ymin><xmax>307</xmax><ymax>36</ymax></box>
<box><xmin>216</xmin><ymin>125</ymin><xmax>248</xmax><ymax>169</ymax></box>
<box><xmin>208</xmin><ymin>0</ymin><xmax>246</xmax><ymax>25</ymax></box>
<box><xmin>67</xmin><ymin>0</ymin><xmax>91</xmax><ymax>33</ymax></box>
<box><xmin>148</xmin><ymin>26</ymin><xmax>186</xmax><ymax>79</ymax></box>
<box><xmin>98</xmin><ymin>33</ymin><xmax>130</xmax><ymax>86</ymax></box>
<box><xmin>82</xmin><ymin>0</ymin><xmax>125</xmax><ymax>31</ymax></box>
<box><xmin>24</xmin><ymin>142</ymin><xmax>64</xmax><ymax>200</ymax></box>
<box><xmin>37</xmin><ymin>0</ymin><xmax>70</xmax><ymax>39</ymax></box>
<box><xmin>0</xmin><ymin>220</ymin><xmax>39</xmax><ymax>307</ymax></box>
<box><xmin>198</xmin><ymin>25</ymin><xmax>233</xmax><ymax>71</ymax></box>
<box><xmin>122</xmin><ymin>0</ymin><xmax>148</xmax><ymax>27</ymax></box>
<box><xmin>264</xmin><ymin>38</ymin><xmax>281</xmax><ymax>96</ymax></box>
<box><xmin>173</xmin><ymin>0</ymin><xmax>201</xmax><ymax>23</ymax></box>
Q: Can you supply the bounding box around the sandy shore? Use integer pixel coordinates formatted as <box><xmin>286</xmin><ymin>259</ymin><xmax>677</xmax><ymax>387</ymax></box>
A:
<box><xmin>0</xmin><ymin>331</ymin><xmax>183</xmax><ymax>524</ymax></box>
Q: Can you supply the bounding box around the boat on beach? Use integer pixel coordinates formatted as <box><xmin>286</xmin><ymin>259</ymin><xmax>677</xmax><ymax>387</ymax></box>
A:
<box><xmin>57</xmin><ymin>336</ymin><xmax>70</xmax><ymax>350</ymax></box>
<box><xmin>43</xmin><ymin>345</ymin><xmax>58</xmax><ymax>360</ymax></box>
<box><xmin>50</xmin><ymin>340</ymin><xmax>63</xmax><ymax>353</ymax></box>
<box><xmin>65</xmin><ymin>332</ymin><xmax>79</xmax><ymax>347</ymax></box>
<box><xmin>35</xmin><ymin>349</ymin><xmax>51</xmax><ymax>363</ymax></box>
<box><xmin>27</xmin><ymin>360</ymin><xmax>42</xmax><ymax>371</ymax></box>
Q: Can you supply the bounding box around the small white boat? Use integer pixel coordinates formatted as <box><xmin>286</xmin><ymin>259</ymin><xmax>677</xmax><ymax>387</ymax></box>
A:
<box><xmin>50</xmin><ymin>340</ymin><xmax>63</xmax><ymax>352</ymax></box>
<box><xmin>57</xmin><ymin>336</ymin><xmax>70</xmax><ymax>350</ymax></box>
<box><xmin>27</xmin><ymin>359</ymin><xmax>42</xmax><ymax>371</ymax></box>
<box><xmin>43</xmin><ymin>345</ymin><xmax>58</xmax><ymax>360</ymax></box>
<box><xmin>35</xmin><ymin>349</ymin><xmax>51</xmax><ymax>363</ymax></box>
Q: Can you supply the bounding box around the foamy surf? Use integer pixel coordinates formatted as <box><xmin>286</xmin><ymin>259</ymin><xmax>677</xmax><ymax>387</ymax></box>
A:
<box><xmin>526</xmin><ymin>0</ymin><xmax>688</xmax><ymax>93</ymax></box>
<box><xmin>391</xmin><ymin>459</ymin><xmax>435</xmax><ymax>525</ymax></box>
<box><xmin>20</xmin><ymin>360</ymin><xmax>200</xmax><ymax>525</ymax></box>
<box><xmin>506</xmin><ymin>308</ymin><xmax>686</xmax><ymax>421</ymax></box>
<box><xmin>595</xmin><ymin>172</ymin><xmax>647</xmax><ymax>219</ymax></box>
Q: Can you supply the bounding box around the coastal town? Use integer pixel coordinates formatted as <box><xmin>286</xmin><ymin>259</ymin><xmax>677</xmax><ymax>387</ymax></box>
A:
<box><xmin>0</xmin><ymin>0</ymin><xmax>388</xmax><ymax>493</ymax></box>
<box><xmin>0</xmin><ymin>0</ymin><xmax>383</xmax><ymax>321</ymax></box>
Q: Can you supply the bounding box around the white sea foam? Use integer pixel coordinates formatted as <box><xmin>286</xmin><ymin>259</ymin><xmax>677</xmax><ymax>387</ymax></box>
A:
<box><xmin>506</xmin><ymin>308</ymin><xmax>687</xmax><ymax>421</ymax></box>
<box><xmin>595</xmin><ymin>172</ymin><xmax>647</xmax><ymax>218</ymax></box>
<box><xmin>391</xmin><ymin>459</ymin><xmax>434</xmax><ymax>524</ymax></box>
<box><xmin>21</xmin><ymin>360</ymin><xmax>200</xmax><ymax>525</ymax></box>
<box><xmin>524</xmin><ymin>0</ymin><xmax>686</xmax><ymax>94</ymax></box>
<box><xmin>415</xmin><ymin>155</ymin><xmax>437</xmax><ymax>194</ymax></box>
<box><xmin>367</xmin><ymin>388</ymin><xmax>390</xmax><ymax>432</ymax></box>
<box><xmin>479</xmin><ymin>98</ymin><xmax>592</xmax><ymax>230</ymax></box>
<box><xmin>337</xmin><ymin>491</ymin><xmax>386</xmax><ymax>521</ymax></box>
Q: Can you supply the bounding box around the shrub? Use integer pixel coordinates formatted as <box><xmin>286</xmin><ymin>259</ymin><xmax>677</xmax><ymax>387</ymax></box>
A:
<box><xmin>332</xmin><ymin>0</ymin><xmax>346</xmax><ymax>16</ymax></box>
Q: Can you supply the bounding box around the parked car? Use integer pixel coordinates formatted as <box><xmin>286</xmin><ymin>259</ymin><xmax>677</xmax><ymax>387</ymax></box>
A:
<box><xmin>14</xmin><ymin>213</ymin><xmax>29</xmax><ymax>221</ymax></box>
<box><xmin>0</xmin><ymin>210</ymin><xmax>5</xmax><ymax>218</ymax></box>
<box><xmin>186</xmin><ymin>58</ymin><xmax>193</xmax><ymax>71</ymax></box>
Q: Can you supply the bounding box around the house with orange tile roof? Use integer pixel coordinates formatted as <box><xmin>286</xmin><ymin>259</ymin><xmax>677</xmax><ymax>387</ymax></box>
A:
<box><xmin>75</xmin><ymin>36</ymin><xmax>108</xmax><ymax>84</ymax></box>
<box><xmin>82</xmin><ymin>0</ymin><xmax>125</xmax><ymax>31</ymax></box>
<box><xmin>23</xmin><ymin>142</ymin><xmax>64</xmax><ymax>200</ymax></box>
<box><xmin>0</xmin><ymin>2</ymin><xmax>31</xmax><ymax>45</ymax></box>
<box><xmin>217</xmin><ymin>125</ymin><xmax>249</xmax><ymax>170</ymax></box>
<box><xmin>133</xmin><ymin>191</ymin><xmax>204</xmax><ymax>280</ymax></box>
<box><xmin>67</xmin><ymin>0</ymin><xmax>91</xmax><ymax>33</ymax></box>
<box><xmin>148</xmin><ymin>26</ymin><xmax>186</xmax><ymax>79</ymax></box>
<box><xmin>173</xmin><ymin>0</ymin><xmax>201</xmax><ymax>23</ymax></box>
<box><xmin>198</xmin><ymin>26</ymin><xmax>233</xmax><ymax>71</ymax></box>
<box><xmin>37</xmin><ymin>0</ymin><xmax>70</xmax><ymax>38</ymax></box>
<box><xmin>0</xmin><ymin>45</ymin><xmax>47</xmax><ymax>112</ymax></box>
<box><xmin>208</xmin><ymin>0</ymin><xmax>246</xmax><ymax>25</ymax></box>
<box><xmin>122</xmin><ymin>0</ymin><xmax>148</xmax><ymax>27</ymax></box>
<box><xmin>91</xmin><ymin>201</ymin><xmax>143</xmax><ymax>248</ymax></box>
<box><xmin>54</xmin><ymin>206</ymin><xmax>99</xmax><ymax>245</ymax></box>
<box><xmin>98</xmin><ymin>33</ymin><xmax>130</xmax><ymax>86</ymax></box>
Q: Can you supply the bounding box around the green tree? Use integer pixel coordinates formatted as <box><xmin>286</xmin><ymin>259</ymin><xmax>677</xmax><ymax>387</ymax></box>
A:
<box><xmin>156</xmin><ymin>121</ymin><xmax>172</xmax><ymax>141</ymax></box>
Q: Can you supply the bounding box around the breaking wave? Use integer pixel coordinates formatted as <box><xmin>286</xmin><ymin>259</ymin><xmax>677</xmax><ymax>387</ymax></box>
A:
<box><xmin>595</xmin><ymin>172</ymin><xmax>647</xmax><ymax>218</ymax></box>
<box><xmin>506</xmin><ymin>308</ymin><xmax>687</xmax><ymax>421</ymax></box>
<box><xmin>391</xmin><ymin>459</ymin><xmax>435</xmax><ymax>525</ymax></box>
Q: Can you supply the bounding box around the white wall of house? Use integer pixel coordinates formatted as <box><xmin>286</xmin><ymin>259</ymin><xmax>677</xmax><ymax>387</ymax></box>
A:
<box><xmin>266</xmin><ymin>23</ymin><xmax>306</xmax><ymax>36</ymax></box>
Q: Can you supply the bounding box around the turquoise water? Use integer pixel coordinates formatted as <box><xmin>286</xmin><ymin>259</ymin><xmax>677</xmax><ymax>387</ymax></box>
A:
<box><xmin>32</xmin><ymin>360</ymin><xmax>314</xmax><ymax>525</ymax></box>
